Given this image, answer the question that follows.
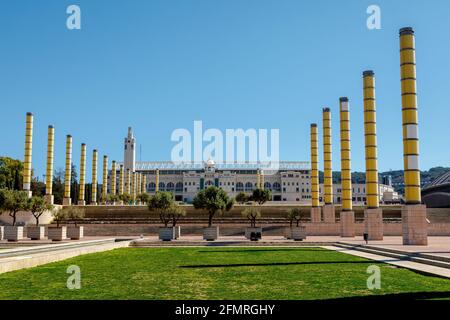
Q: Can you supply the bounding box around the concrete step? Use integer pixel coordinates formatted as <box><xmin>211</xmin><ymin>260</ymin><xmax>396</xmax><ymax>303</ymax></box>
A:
<box><xmin>335</xmin><ymin>243</ymin><xmax>450</xmax><ymax>270</ymax></box>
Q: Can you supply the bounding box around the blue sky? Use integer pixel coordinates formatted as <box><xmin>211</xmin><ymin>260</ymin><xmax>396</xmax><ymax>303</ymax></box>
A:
<box><xmin>1</xmin><ymin>0</ymin><xmax>449</xmax><ymax>180</ymax></box>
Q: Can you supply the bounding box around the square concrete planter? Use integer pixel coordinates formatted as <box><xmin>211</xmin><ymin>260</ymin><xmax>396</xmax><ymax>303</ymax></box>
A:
<box><xmin>159</xmin><ymin>227</ymin><xmax>175</xmax><ymax>241</ymax></box>
<box><xmin>203</xmin><ymin>226</ymin><xmax>219</xmax><ymax>241</ymax></box>
<box><xmin>291</xmin><ymin>226</ymin><xmax>306</xmax><ymax>241</ymax></box>
<box><xmin>48</xmin><ymin>226</ymin><xmax>67</xmax><ymax>241</ymax></box>
<box><xmin>245</xmin><ymin>227</ymin><xmax>262</xmax><ymax>240</ymax></box>
<box><xmin>27</xmin><ymin>226</ymin><xmax>46</xmax><ymax>240</ymax></box>
<box><xmin>67</xmin><ymin>226</ymin><xmax>84</xmax><ymax>240</ymax></box>
<box><xmin>285</xmin><ymin>227</ymin><xmax>292</xmax><ymax>239</ymax></box>
<box><xmin>4</xmin><ymin>226</ymin><xmax>24</xmax><ymax>242</ymax></box>
<box><xmin>0</xmin><ymin>226</ymin><xmax>4</xmax><ymax>240</ymax></box>
<box><xmin>174</xmin><ymin>226</ymin><xmax>181</xmax><ymax>239</ymax></box>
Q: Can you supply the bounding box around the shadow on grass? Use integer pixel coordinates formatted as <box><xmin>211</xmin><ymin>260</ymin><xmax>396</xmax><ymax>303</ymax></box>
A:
<box><xmin>179</xmin><ymin>260</ymin><xmax>396</xmax><ymax>269</ymax></box>
<box><xmin>196</xmin><ymin>248</ymin><xmax>344</xmax><ymax>253</ymax></box>
<box><xmin>325</xmin><ymin>291</ymin><xmax>450</xmax><ymax>301</ymax></box>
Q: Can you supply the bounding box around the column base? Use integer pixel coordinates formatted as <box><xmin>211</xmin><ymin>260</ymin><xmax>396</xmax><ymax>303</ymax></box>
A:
<box><xmin>340</xmin><ymin>211</ymin><xmax>355</xmax><ymax>237</ymax></box>
<box><xmin>402</xmin><ymin>204</ymin><xmax>428</xmax><ymax>245</ymax></box>
<box><xmin>364</xmin><ymin>208</ymin><xmax>383</xmax><ymax>240</ymax></box>
<box><xmin>77</xmin><ymin>200</ymin><xmax>86</xmax><ymax>206</ymax></box>
<box><xmin>44</xmin><ymin>194</ymin><xmax>54</xmax><ymax>205</ymax></box>
<box><xmin>322</xmin><ymin>204</ymin><xmax>335</xmax><ymax>223</ymax></box>
<box><xmin>310</xmin><ymin>207</ymin><xmax>322</xmax><ymax>223</ymax></box>
<box><xmin>63</xmin><ymin>198</ymin><xmax>72</xmax><ymax>206</ymax></box>
<box><xmin>91</xmin><ymin>202</ymin><xmax>97</xmax><ymax>206</ymax></box>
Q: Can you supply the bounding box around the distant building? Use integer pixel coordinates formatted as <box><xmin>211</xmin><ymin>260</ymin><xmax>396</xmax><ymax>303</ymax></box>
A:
<box><xmin>319</xmin><ymin>183</ymin><xmax>399</xmax><ymax>205</ymax></box>
<box><xmin>422</xmin><ymin>170</ymin><xmax>450</xmax><ymax>208</ymax></box>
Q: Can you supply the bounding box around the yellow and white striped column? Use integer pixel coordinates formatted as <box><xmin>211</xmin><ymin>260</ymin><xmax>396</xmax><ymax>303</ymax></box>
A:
<box><xmin>310</xmin><ymin>123</ymin><xmax>321</xmax><ymax>222</ymax></box>
<box><xmin>111</xmin><ymin>161</ymin><xmax>117</xmax><ymax>196</ymax></box>
<box><xmin>23</xmin><ymin>112</ymin><xmax>33</xmax><ymax>197</ymax></box>
<box><xmin>119</xmin><ymin>164</ymin><xmax>124</xmax><ymax>195</ymax></box>
<box><xmin>91</xmin><ymin>149</ymin><xmax>98</xmax><ymax>205</ymax></box>
<box><xmin>399</xmin><ymin>27</ymin><xmax>427</xmax><ymax>245</ymax></box>
<box><xmin>322</xmin><ymin>108</ymin><xmax>335</xmax><ymax>223</ymax></box>
<box><xmin>63</xmin><ymin>135</ymin><xmax>72</xmax><ymax>205</ymax></box>
<box><xmin>363</xmin><ymin>70</ymin><xmax>383</xmax><ymax>240</ymax></box>
<box><xmin>102</xmin><ymin>155</ymin><xmax>108</xmax><ymax>204</ymax></box>
<box><xmin>339</xmin><ymin>97</ymin><xmax>355</xmax><ymax>237</ymax></box>
<box><xmin>142</xmin><ymin>174</ymin><xmax>147</xmax><ymax>194</ymax></box>
<box><xmin>78</xmin><ymin>143</ymin><xmax>87</xmax><ymax>205</ymax></box>
<box><xmin>131</xmin><ymin>172</ymin><xmax>136</xmax><ymax>204</ymax></box>
<box><xmin>155</xmin><ymin>169</ymin><xmax>160</xmax><ymax>192</ymax></box>
<box><xmin>44</xmin><ymin>125</ymin><xmax>55</xmax><ymax>204</ymax></box>
<box><xmin>256</xmin><ymin>170</ymin><xmax>261</xmax><ymax>189</ymax></box>
<box><xmin>126</xmin><ymin>169</ymin><xmax>131</xmax><ymax>195</ymax></box>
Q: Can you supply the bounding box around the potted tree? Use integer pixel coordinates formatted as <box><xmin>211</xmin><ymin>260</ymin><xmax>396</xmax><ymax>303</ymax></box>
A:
<box><xmin>28</xmin><ymin>196</ymin><xmax>53</xmax><ymax>240</ymax></box>
<box><xmin>48</xmin><ymin>207</ymin><xmax>68</xmax><ymax>241</ymax></box>
<box><xmin>107</xmin><ymin>194</ymin><xmax>120</xmax><ymax>205</ymax></box>
<box><xmin>67</xmin><ymin>207</ymin><xmax>85</xmax><ymax>240</ymax></box>
<box><xmin>3</xmin><ymin>189</ymin><xmax>29</xmax><ymax>241</ymax></box>
<box><xmin>148</xmin><ymin>191</ymin><xmax>176</xmax><ymax>241</ymax></box>
<box><xmin>193</xmin><ymin>186</ymin><xmax>234</xmax><ymax>241</ymax></box>
<box><xmin>286</xmin><ymin>208</ymin><xmax>306</xmax><ymax>241</ymax></box>
<box><xmin>242</xmin><ymin>208</ymin><xmax>262</xmax><ymax>240</ymax></box>
<box><xmin>169</xmin><ymin>204</ymin><xmax>186</xmax><ymax>239</ymax></box>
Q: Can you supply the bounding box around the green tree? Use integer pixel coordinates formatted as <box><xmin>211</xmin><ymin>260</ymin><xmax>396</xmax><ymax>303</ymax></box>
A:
<box><xmin>286</xmin><ymin>208</ymin><xmax>305</xmax><ymax>227</ymax></box>
<box><xmin>193</xmin><ymin>186</ymin><xmax>234</xmax><ymax>227</ymax></box>
<box><xmin>148</xmin><ymin>192</ymin><xmax>175</xmax><ymax>227</ymax></box>
<box><xmin>52</xmin><ymin>168</ymin><xmax>65</xmax><ymax>205</ymax></box>
<box><xmin>52</xmin><ymin>207</ymin><xmax>69</xmax><ymax>228</ymax></box>
<box><xmin>0</xmin><ymin>157</ymin><xmax>23</xmax><ymax>190</ymax></box>
<box><xmin>2</xmin><ymin>189</ymin><xmax>29</xmax><ymax>226</ymax></box>
<box><xmin>66</xmin><ymin>207</ymin><xmax>85</xmax><ymax>227</ymax></box>
<box><xmin>242</xmin><ymin>207</ymin><xmax>261</xmax><ymax>228</ymax></box>
<box><xmin>251</xmin><ymin>188</ymin><xmax>272</xmax><ymax>205</ymax></box>
<box><xmin>169</xmin><ymin>204</ymin><xmax>186</xmax><ymax>227</ymax></box>
<box><xmin>235</xmin><ymin>192</ymin><xmax>249</xmax><ymax>205</ymax></box>
<box><xmin>137</xmin><ymin>193</ymin><xmax>151</xmax><ymax>205</ymax></box>
<box><xmin>119</xmin><ymin>193</ymin><xmax>132</xmax><ymax>205</ymax></box>
<box><xmin>28</xmin><ymin>196</ymin><xmax>53</xmax><ymax>226</ymax></box>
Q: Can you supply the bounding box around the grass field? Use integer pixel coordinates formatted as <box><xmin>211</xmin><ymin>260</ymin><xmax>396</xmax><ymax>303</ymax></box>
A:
<box><xmin>1</xmin><ymin>247</ymin><xmax>450</xmax><ymax>300</ymax></box>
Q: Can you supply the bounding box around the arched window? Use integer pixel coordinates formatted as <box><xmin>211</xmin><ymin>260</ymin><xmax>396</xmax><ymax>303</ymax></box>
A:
<box><xmin>166</xmin><ymin>182</ymin><xmax>175</xmax><ymax>191</ymax></box>
<box><xmin>236</xmin><ymin>182</ymin><xmax>244</xmax><ymax>191</ymax></box>
<box><xmin>264</xmin><ymin>182</ymin><xmax>272</xmax><ymax>190</ymax></box>
<box><xmin>175</xmin><ymin>182</ymin><xmax>183</xmax><ymax>192</ymax></box>
<box><xmin>205</xmin><ymin>180</ymin><xmax>213</xmax><ymax>186</ymax></box>
<box><xmin>273</xmin><ymin>182</ymin><xmax>281</xmax><ymax>192</ymax></box>
<box><xmin>148</xmin><ymin>182</ymin><xmax>156</xmax><ymax>192</ymax></box>
<box><xmin>159</xmin><ymin>182</ymin><xmax>165</xmax><ymax>191</ymax></box>
<box><xmin>245</xmin><ymin>182</ymin><xmax>254</xmax><ymax>191</ymax></box>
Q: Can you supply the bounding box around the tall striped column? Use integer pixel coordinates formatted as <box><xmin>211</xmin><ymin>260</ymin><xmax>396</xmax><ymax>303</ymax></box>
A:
<box><xmin>111</xmin><ymin>161</ymin><xmax>117</xmax><ymax>196</ymax></box>
<box><xmin>142</xmin><ymin>174</ymin><xmax>147</xmax><ymax>194</ymax></box>
<box><xmin>260</xmin><ymin>170</ymin><xmax>264</xmax><ymax>190</ymax></box>
<box><xmin>363</xmin><ymin>70</ymin><xmax>383</xmax><ymax>240</ymax></box>
<box><xmin>63</xmin><ymin>135</ymin><xmax>73</xmax><ymax>205</ymax></box>
<box><xmin>23</xmin><ymin>112</ymin><xmax>33</xmax><ymax>197</ymax></box>
<box><xmin>102</xmin><ymin>155</ymin><xmax>108</xmax><ymax>204</ymax></box>
<box><xmin>131</xmin><ymin>172</ymin><xmax>136</xmax><ymax>204</ymax></box>
<box><xmin>155</xmin><ymin>169</ymin><xmax>160</xmax><ymax>192</ymax></box>
<box><xmin>399</xmin><ymin>27</ymin><xmax>427</xmax><ymax>245</ymax></box>
<box><xmin>256</xmin><ymin>170</ymin><xmax>261</xmax><ymax>189</ymax></box>
<box><xmin>78</xmin><ymin>143</ymin><xmax>87</xmax><ymax>205</ymax></box>
<box><xmin>339</xmin><ymin>98</ymin><xmax>355</xmax><ymax>237</ymax></box>
<box><xmin>44</xmin><ymin>125</ymin><xmax>55</xmax><ymax>204</ymax></box>
<box><xmin>310</xmin><ymin>123</ymin><xmax>321</xmax><ymax>222</ymax></box>
<box><xmin>126</xmin><ymin>169</ymin><xmax>131</xmax><ymax>194</ymax></box>
<box><xmin>119</xmin><ymin>164</ymin><xmax>124</xmax><ymax>195</ymax></box>
<box><xmin>91</xmin><ymin>149</ymin><xmax>98</xmax><ymax>205</ymax></box>
<box><xmin>322</xmin><ymin>108</ymin><xmax>335</xmax><ymax>223</ymax></box>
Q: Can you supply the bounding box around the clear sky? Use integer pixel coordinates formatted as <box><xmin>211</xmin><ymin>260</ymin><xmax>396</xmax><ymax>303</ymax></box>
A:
<box><xmin>1</xmin><ymin>0</ymin><xmax>449</xmax><ymax>180</ymax></box>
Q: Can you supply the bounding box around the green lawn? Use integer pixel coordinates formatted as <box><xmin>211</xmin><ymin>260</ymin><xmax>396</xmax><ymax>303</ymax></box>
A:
<box><xmin>1</xmin><ymin>247</ymin><xmax>450</xmax><ymax>300</ymax></box>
